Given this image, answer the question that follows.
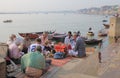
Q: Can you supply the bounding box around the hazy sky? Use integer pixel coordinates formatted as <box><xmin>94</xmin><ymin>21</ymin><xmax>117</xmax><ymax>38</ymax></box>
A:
<box><xmin>0</xmin><ymin>0</ymin><xmax>120</xmax><ymax>12</ymax></box>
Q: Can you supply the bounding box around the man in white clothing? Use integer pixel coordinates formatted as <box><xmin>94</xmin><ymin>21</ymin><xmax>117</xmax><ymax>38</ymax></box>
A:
<box><xmin>29</xmin><ymin>38</ymin><xmax>44</xmax><ymax>52</ymax></box>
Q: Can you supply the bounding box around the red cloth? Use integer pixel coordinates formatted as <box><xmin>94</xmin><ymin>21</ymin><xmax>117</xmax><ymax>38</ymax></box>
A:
<box><xmin>68</xmin><ymin>44</ymin><xmax>72</xmax><ymax>50</ymax></box>
<box><xmin>54</xmin><ymin>43</ymin><xmax>67</xmax><ymax>52</ymax></box>
<box><xmin>51</xmin><ymin>57</ymin><xmax>72</xmax><ymax>66</ymax></box>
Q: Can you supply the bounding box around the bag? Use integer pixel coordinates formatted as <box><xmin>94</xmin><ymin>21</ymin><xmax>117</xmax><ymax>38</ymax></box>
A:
<box><xmin>25</xmin><ymin>67</ymin><xmax>42</xmax><ymax>78</ymax></box>
<box><xmin>6</xmin><ymin>58</ymin><xmax>18</xmax><ymax>73</ymax></box>
<box><xmin>54</xmin><ymin>52</ymin><xmax>65</xmax><ymax>59</ymax></box>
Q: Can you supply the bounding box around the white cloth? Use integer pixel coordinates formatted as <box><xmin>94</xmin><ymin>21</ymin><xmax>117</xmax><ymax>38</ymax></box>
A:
<box><xmin>64</xmin><ymin>36</ymin><xmax>73</xmax><ymax>45</ymax></box>
<box><xmin>68</xmin><ymin>50</ymin><xmax>78</xmax><ymax>56</ymax></box>
<box><xmin>29</xmin><ymin>43</ymin><xmax>44</xmax><ymax>52</ymax></box>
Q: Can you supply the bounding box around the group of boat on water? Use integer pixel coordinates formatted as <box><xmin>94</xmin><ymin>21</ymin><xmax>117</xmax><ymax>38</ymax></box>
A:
<box><xmin>18</xmin><ymin>28</ymin><xmax>107</xmax><ymax>46</ymax></box>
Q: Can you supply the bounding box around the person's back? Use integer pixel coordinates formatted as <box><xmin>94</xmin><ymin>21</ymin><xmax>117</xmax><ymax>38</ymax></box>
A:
<box><xmin>74</xmin><ymin>33</ymin><xmax>86</xmax><ymax>58</ymax></box>
<box><xmin>21</xmin><ymin>51</ymin><xmax>45</xmax><ymax>71</ymax></box>
<box><xmin>21</xmin><ymin>46</ymin><xmax>45</xmax><ymax>78</ymax></box>
<box><xmin>76</xmin><ymin>37</ymin><xmax>85</xmax><ymax>50</ymax></box>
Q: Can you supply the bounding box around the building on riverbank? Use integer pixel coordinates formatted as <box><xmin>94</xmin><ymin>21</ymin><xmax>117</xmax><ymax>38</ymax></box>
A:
<box><xmin>108</xmin><ymin>16</ymin><xmax>120</xmax><ymax>43</ymax></box>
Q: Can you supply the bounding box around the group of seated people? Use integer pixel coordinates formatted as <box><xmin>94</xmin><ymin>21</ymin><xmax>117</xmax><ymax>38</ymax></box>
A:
<box><xmin>6</xmin><ymin>32</ymin><xmax>52</xmax><ymax>78</ymax></box>
<box><xmin>64</xmin><ymin>31</ymin><xmax>86</xmax><ymax>57</ymax></box>
<box><xmin>6</xmin><ymin>31</ymin><xmax>86</xmax><ymax>78</ymax></box>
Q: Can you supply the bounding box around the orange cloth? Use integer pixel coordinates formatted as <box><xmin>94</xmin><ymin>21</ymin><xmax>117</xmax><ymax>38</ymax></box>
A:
<box><xmin>54</xmin><ymin>43</ymin><xmax>67</xmax><ymax>52</ymax></box>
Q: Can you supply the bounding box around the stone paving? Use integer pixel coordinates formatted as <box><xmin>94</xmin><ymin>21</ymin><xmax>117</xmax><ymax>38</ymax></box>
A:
<box><xmin>43</xmin><ymin>39</ymin><xmax>120</xmax><ymax>78</ymax></box>
<box><xmin>99</xmin><ymin>41</ymin><xmax>120</xmax><ymax>78</ymax></box>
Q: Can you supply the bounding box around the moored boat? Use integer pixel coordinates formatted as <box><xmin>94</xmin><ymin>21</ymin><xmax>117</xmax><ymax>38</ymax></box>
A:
<box><xmin>19</xmin><ymin>31</ymin><xmax>55</xmax><ymax>39</ymax></box>
<box><xmin>19</xmin><ymin>33</ymin><xmax>39</xmax><ymax>39</ymax></box>
<box><xmin>52</xmin><ymin>33</ymin><xmax>67</xmax><ymax>42</ymax></box>
<box><xmin>102</xmin><ymin>20</ymin><xmax>108</xmax><ymax>22</ymax></box>
<box><xmin>85</xmin><ymin>39</ymin><xmax>102</xmax><ymax>45</ymax></box>
<box><xmin>98</xmin><ymin>32</ymin><xmax>107</xmax><ymax>37</ymax></box>
<box><xmin>103</xmin><ymin>24</ymin><xmax>110</xmax><ymax>29</ymax></box>
<box><xmin>98</xmin><ymin>28</ymin><xmax>108</xmax><ymax>37</ymax></box>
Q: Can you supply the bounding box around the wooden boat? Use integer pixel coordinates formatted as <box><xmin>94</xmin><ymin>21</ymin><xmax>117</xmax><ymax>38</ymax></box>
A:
<box><xmin>103</xmin><ymin>24</ymin><xmax>109</xmax><ymax>29</ymax></box>
<box><xmin>98</xmin><ymin>29</ymin><xmax>108</xmax><ymax>37</ymax></box>
<box><xmin>19</xmin><ymin>33</ymin><xmax>39</xmax><ymax>39</ymax></box>
<box><xmin>98</xmin><ymin>32</ymin><xmax>107</xmax><ymax>37</ymax></box>
<box><xmin>102</xmin><ymin>20</ymin><xmax>108</xmax><ymax>22</ymax></box>
<box><xmin>3</xmin><ymin>20</ymin><xmax>12</xmax><ymax>23</ymax></box>
<box><xmin>19</xmin><ymin>31</ymin><xmax>55</xmax><ymax>39</ymax></box>
<box><xmin>52</xmin><ymin>33</ymin><xmax>67</xmax><ymax>42</ymax></box>
<box><xmin>85</xmin><ymin>39</ymin><xmax>102</xmax><ymax>45</ymax></box>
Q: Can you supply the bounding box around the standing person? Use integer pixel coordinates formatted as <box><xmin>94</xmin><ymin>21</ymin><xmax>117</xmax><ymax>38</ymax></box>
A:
<box><xmin>21</xmin><ymin>46</ymin><xmax>46</xmax><ymax>78</ymax></box>
<box><xmin>73</xmin><ymin>32</ymin><xmax>86</xmax><ymax>58</ymax></box>
<box><xmin>29</xmin><ymin>38</ymin><xmax>44</xmax><ymax>52</ymax></box>
<box><xmin>97</xmin><ymin>42</ymin><xmax>102</xmax><ymax>63</ymax></box>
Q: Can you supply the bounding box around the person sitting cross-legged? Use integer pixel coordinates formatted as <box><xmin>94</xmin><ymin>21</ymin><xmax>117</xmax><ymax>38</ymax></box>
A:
<box><xmin>21</xmin><ymin>46</ymin><xmax>46</xmax><ymax>78</ymax></box>
<box><xmin>29</xmin><ymin>38</ymin><xmax>44</xmax><ymax>52</ymax></box>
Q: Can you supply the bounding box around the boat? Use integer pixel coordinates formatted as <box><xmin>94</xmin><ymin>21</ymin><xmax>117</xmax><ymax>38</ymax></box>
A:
<box><xmin>19</xmin><ymin>33</ymin><xmax>39</xmax><ymax>39</ymax></box>
<box><xmin>98</xmin><ymin>32</ymin><xmax>107</xmax><ymax>37</ymax></box>
<box><xmin>98</xmin><ymin>29</ymin><xmax>108</xmax><ymax>37</ymax></box>
<box><xmin>102</xmin><ymin>20</ymin><xmax>108</xmax><ymax>22</ymax></box>
<box><xmin>19</xmin><ymin>31</ymin><xmax>55</xmax><ymax>39</ymax></box>
<box><xmin>85</xmin><ymin>39</ymin><xmax>102</xmax><ymax>45</ymax></box>
<box><xmin>52</xmin><ymin>33</ymin><xmax>67</xmax><ymax>42</ymax></box>
<box><xmin>3</xmin><ymin>20</ymin><xmax>12</xmax><ymax>23</ymax></box>
<box><xmin>103</xmin><ymin>24</ymin><xmax>110</xmax><ymax>29</ymax></box>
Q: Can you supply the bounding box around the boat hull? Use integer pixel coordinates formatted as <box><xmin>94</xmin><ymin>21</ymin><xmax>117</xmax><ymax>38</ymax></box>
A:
<box><xmin>19</xmin><ymin>31</ymin><xmax>55</xmax><ymax>40</ymax></box>
<box><xmin>103</xmin><ymin>24</ymin><xmax>109</xmax><ymax>29</ymax></box>
<box><xmin>85</xmin><ymin>39</ymin><xmax>102</xmax><ymax>45</ymax></box>
<box><xmin>19</xmin><ymin>33</ymin><xmax>39</xmax><ymax>39</ymax></box>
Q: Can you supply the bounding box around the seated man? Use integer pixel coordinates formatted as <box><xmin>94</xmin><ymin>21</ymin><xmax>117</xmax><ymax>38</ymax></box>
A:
<box><xmin>21</xmin><ymin>46</ymin><xmax>46</xmax><ymax>78</ymax></box>
<box><xmin>39</xmin><ymin>31</ymin><xmax>49</xmax><ymax>45</ymax></box>
<box><xmin>29</xmin><ymin>38</ymin><xmax>44</xmax><ymax>52</ymax></box>
<box><xmin>9</xmin><ymin>39</ymin><xmax>23</xmax><ymax>64</ymax></box>
<box><xmin>6</xmin><ymin>34</ymin><xmax>16</xmax><ymax>46</ymax></box>
<box><xmin>74</xmin><ymin>32</ymin><xmax>86</xmax><ymax>58</ymax></box>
